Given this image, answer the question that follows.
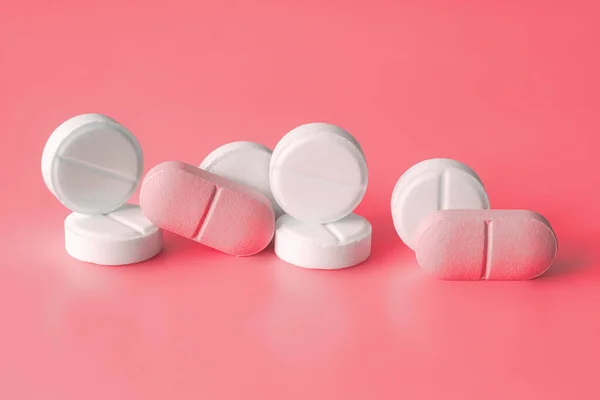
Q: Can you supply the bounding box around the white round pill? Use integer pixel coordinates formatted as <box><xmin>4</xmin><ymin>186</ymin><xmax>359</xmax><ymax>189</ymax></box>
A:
<box><xmin>270</xmin><ymin>123</ymin><xmax>368</xmax><ymax>224</ymax></box>
<box><xmin>199</xmin><ymin>141</ymin><xmax>283</xmax><ymax>218</ymax></box>
<box><xmin>42</xmin><ymin>113</ymin><xmax>143</xmax><ymax>215</ymax></box>
<box><xmin>274</xmin><ymin>213</ymin><xmax>371</xmax><ymax>269</ymax></box>
<box><xmin>65</xmin><ymin>204</ymin><xmax>162</xmax><ymax>265</ymax></box>
<box><xmin>391</xmin><ymin>158</ymin><xmax>490</xmax><ymax>250</ymax></box>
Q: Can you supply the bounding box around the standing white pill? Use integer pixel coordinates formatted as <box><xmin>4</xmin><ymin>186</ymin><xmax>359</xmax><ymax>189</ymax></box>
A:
<box><xmin>199</xmin><ymin>141</ymin><xmax>283</xmax><ymax>218</ymax></box>
<box><xmin>391</xmin><ymin>158</ymin><xmax>490</xmax><ymax>250</ymax></box>
<box><xmin>65</xmin><ymin>204</ymin><xmax>163</xmax><ymax>265</ymax></box>
<box><xmin>274</xmin><ymin>213</ymin><xmax>372</xmax><ymax>269</ymax></box>
<box><xmin>42</xmin><ymin>113</ymin><xmax>143</xmax><ymax>215</ymax></box>
<box><xmin>270</xmin><ymin>123</ymin><xmax>368</xmax><ymax>224</ymax></box>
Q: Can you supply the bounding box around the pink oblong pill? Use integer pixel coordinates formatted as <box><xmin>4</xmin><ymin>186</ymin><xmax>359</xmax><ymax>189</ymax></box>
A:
<box><xmin>140</xmin><ymin>161</ymin><xmax>275</xmax><ymax>256</ymax></box>
<box><xmin>414</xmin><ymin>210</ymin><xmax>558</xmax><ymax>280</ymax></box>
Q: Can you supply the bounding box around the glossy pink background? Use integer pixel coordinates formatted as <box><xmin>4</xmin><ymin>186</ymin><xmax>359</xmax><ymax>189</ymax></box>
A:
<box><xmin>1</xmin><ymin>1</ymin><xmax>599</xmax><ymax>399</ymax></box>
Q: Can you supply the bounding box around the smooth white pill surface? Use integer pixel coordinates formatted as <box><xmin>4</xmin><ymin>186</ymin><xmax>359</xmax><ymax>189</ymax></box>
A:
<box><xmin>42</xmin><ymin>113</ymin><xmax>143</xmax><ymax>215</ymax></box>
<box><xmin>274</xmin><ymin>213</ymin><xmax>371</xmax><ymax>269</ymax></box>
<box><xmin>65</xmin><ymin>204</ymin><xmax>162</xmax><ymax>265</ymax></box>
<box><xmin>270</xmin><ymin>123</ymin><xmax>368</xmax><ymax>224</ymax></box>
<box><xmin>199</xmin><ymin>141</ymin><xmax>283</xmax><ymax>218</ymax></box>
<box><xmin>391</xmin><ymin>158</ymin><xmax>490</xmax><ymax>250</ymax></box>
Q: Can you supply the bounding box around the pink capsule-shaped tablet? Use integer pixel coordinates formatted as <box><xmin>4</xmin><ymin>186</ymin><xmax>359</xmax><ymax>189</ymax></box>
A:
<box><xmin>140</xmin><ymin>161</ymin><xmax>275</xmax><ymax>256</ymax></box>
<box><xmin>414</xmin><ymin>210</ymin><xmax>558</xmax><ymax>280</ymax></box>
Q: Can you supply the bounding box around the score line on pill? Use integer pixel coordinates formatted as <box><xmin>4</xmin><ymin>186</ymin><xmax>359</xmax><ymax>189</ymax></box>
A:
<box><xmin>414</xmin><ymin>209</ymin><xmax>558</xmax><ymax>280</ymax></box>
<box><xmin>200</xmin><ymin>141</ymin><xmax>284</xmax><ymax>218</ymax></box>
<box><xmin>42</xmin><ymin>113</ymin><xmax>144</xmax><ymax>215</ymax></box>
<box><xmin>274</xmin><ymin>213</ymin><xmax>372</xmax><ymax>269</ymax></box>
<box><xmin>391</xmin><ymin>158</ymin><xmax>490</xmax><ymax>250</ymax></box>
<box><xmin>65</xmin><ymin>204</ymin><xmax>163</xmax><ymax>266</ymax></box>
<box><xmin>140</xmin><ymin>161</ymin><xmax>275</xmax><ymax>256</ymax></box>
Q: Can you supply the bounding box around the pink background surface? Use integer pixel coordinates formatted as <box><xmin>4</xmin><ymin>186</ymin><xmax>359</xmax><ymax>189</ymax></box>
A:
<box><xmin>1</xmin><ymin>1</ymin><xmax>599</xmax><ymax>399</ymax></box>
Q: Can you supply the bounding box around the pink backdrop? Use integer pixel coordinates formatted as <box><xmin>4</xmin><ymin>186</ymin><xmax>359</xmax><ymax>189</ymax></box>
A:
<box><xmin>1</xmin><ymin>1</ymin><xmax>599</xmax><ymax>399</ymax></box>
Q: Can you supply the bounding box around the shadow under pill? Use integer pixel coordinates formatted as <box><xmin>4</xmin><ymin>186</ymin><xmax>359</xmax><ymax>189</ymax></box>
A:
<box><xmin>159</xmin><ymin>232</ymin><xmax>216</xmax><ymax>257</ymax></box>
<box><xmin>540</xmin><ymin>253</ymin><xmax>593</xmax><ymax>278</ymax></box>
<box><xmin>364</xmin><ymin>213</ymin><xmax>411</xmax><ymax>266</ymax></box>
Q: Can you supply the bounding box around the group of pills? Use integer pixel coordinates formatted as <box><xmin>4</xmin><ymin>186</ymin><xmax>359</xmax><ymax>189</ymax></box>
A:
<box><xmin>42</xmin><ymin>114</ymin><xmax>558</xmax><ymax>280</ymax></box>
<box><xmin>391</xmin><ymin>159</ymin><xmax>557</xmax><ymax>280</ymax></box>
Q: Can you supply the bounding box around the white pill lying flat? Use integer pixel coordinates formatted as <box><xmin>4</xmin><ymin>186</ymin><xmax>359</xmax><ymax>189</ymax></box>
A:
<box><xmin>199</xmin><ymin>141</ymin><xmax>283</xmax><ymax>218</ymax></box>
<box><xmin>270</xmin><ymin>123</ymin><xmax>368</xmax><ymax>224</ymax></box>
<box><xmin>65</xmin><ymin>204</ymin><xmax>162</xmax><ymax>265</ymax></box>
<box><xmin>391</xmin><ymin>158</ymin><xmax>490</xmax><ymax>250</ymax></box>
<box><xmin>42</xmin><ymin>113</ymin><xmax>143</xmax><ymax>215</ymax></box>
<box><xmin>274</xmin><ymin>213</ymin><xmax>371</xmax><ymax>269</ymax></box>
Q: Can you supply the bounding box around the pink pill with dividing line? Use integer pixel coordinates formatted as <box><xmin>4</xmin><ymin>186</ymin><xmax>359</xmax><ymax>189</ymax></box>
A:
<box><xmin>414</xmin><ymin>210</ymin><xmax>558</xmax><ymax>280</ymax></box>
<box><xmin>140</xmin><ymin>161</ymin><xmax>275</xmax><ymax>256</ymax></box>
